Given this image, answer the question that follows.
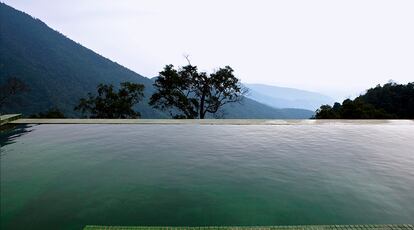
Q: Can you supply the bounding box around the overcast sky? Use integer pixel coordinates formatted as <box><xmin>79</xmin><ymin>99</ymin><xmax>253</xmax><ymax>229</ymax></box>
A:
<box><xmin>3</xmin><ymin>0</ymin><xmax>414</xmax><ymax>100</ymax></box>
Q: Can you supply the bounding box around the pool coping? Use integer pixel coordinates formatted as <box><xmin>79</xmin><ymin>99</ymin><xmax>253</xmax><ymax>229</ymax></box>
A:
<box><xmin>0</xmin><ymin>114</ymin><xmax>22</xmax><ymax>126</ymax></box>
<box><xmin>6</xmin><ymin>118</ymin><xmax>414</xmax><ymax>125</ymax></box>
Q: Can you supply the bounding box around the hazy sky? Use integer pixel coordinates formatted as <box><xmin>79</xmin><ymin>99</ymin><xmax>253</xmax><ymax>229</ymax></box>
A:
<box><xmin>3</xmin><ymin>0</ymin><xmax>414</xmax><ymax>100</ymax></box>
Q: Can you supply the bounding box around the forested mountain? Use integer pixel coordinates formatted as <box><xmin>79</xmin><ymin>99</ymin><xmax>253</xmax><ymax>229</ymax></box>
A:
<box><xmin>0</xmin><ymin>3</ymin><xmax>313</xmax><ymax>118</ymax></box>
<box><xmin>0</xmin><ymin>3</ymin><xmax>162</xmax><ymax>117</ymax></box>
<box><xmin>315</xmin><ymin>82</ymin><xmax>414</xmax><ymax>119</ymax></box>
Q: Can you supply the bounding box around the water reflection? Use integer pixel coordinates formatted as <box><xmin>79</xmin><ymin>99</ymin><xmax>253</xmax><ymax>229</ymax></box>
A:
<box><xmin>0</xmin><ymin>124</ymin><xmax>34</xmax><ymax>156</ymax></box>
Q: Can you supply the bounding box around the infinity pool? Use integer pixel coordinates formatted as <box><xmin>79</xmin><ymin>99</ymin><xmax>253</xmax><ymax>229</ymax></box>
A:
<box><xmin>1</xmin><ymin>123</ymin><xmax>414</xmax><ymax>229</ymax></box>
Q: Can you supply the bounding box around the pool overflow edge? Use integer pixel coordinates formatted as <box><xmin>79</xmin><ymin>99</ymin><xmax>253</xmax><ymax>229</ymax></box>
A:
<box><xmin>5</xmin><ymin>117</ymin><xmax>414</xmax><ymax>125</ymax></box>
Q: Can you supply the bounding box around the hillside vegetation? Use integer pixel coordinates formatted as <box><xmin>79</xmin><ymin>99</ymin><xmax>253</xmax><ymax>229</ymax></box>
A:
<box><xmin>315</xmin><ymin>82</ymin><xmax>414</xmax><ymax>119</ymax></box>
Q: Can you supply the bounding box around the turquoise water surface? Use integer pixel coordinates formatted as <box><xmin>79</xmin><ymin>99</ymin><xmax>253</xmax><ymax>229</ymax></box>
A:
<box><xmin>1</xmin><ymin>124</ymin><xmax>414</xmax><ymax>229</ymax></box>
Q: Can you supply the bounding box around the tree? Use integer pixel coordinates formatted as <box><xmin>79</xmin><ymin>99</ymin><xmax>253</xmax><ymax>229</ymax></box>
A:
<box><xmin>361</xmin><ymin>82</ymin><xmax>414</xmax><ymax>118</ymax></box>
<box><xmin>0</xmin><ymin>77</ymin><xmax>29</xmax><ymax>109</ymax></box>
<box><xmin>314</xmin><ymin>104</ymin><xmax>338</xmax><ymax>119</ymax></box>
<box><xmin>30</xmin><ymin>107</ymin><xmax>65</xmax><ymax>118</ymax></box>
<box><xmin>149</xmin><ymin>64</ymin><xmax>247</xmax><ymax>119</ymax></box>
<box><xmin>74</xmin><ymin>82</ymin><xmax>144</xmax><ymax>118</ymax></box>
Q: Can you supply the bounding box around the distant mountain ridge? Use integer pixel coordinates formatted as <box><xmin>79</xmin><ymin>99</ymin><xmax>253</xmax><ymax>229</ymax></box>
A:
<box><xmin>245</xmin><ymin>84</ymin><xmax>334</xmax><ymax>111</ymax></box>
<box><xmin>0</xmin><ymin>3</ymin><xmax>313</xmax><ymax>119</ymax></box>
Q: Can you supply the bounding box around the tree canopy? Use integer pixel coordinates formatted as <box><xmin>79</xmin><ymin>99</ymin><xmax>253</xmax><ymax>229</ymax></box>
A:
<box><xmin>314</xmin><ymin>82</ymin><xmax>414</xmax><ymax>119</ymax></box>
<box><xmin>74</xmin><ymin>82</ymin><xmax>144</xmax><ymax>118</ymax></box>
<box><xmin>149</xmin><ymin>64</ymin><xmax>247</xmax><ymax>119</ymax></box>
<box><xmin>0</xmin><ymin>77</ymin><xmax>29</xmax><ymax>111</ymax></box>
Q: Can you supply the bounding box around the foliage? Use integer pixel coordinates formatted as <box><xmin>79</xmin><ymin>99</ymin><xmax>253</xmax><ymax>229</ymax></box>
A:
<box><xmin>29</xmin><ymin>107</ymin><xmax>65</xmax><ymax>118</ymax></box>
<box><xmin>150</xmin><ymin>64</ymin><xmax>247</xmax><ymax>119</ymax></box>
<box><xmin>315</xmin><ymin>82</ymin><xmax>414</xmax><ymax>119</ymax></box>
<box><xmin>361</xmin><ymin>82</ymin><xmax>414</xmax><ymax>118</ymax></box>
<box><xmin>0</xmin><ymin>77</ymin><xmax>29</xmax><ymax>110</ymax></box>
<box><xmin>74</xmin><ymin>82</ymin><xmax>144</xmax><ymax>118</ymax></box>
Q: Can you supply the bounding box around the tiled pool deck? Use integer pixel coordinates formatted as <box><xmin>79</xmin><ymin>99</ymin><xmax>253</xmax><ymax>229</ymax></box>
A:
<box><xmin>83</xmin><ymin>225</ymin><xmax>414</xmax><ymax>230</ymax></box>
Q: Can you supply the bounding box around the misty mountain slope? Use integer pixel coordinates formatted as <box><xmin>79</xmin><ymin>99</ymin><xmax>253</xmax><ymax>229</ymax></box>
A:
<box><xmin>246</xmin><ymin>84</ymin><xmax>334</xmax><ymax>111</ymax></box>
<box><xmin>0</xmin><ymin>3</ymin><xmax>313</xmax><ymax>118</ymax></box>
<box><xmin>0</xmin><ymin>3</ymin><xmax>166</xmax><ymax>117</ymax></box>
<box><xmin>219</xmin><ymin>98</ymin><xmax>314</xmax><ymax>119</ymax></box>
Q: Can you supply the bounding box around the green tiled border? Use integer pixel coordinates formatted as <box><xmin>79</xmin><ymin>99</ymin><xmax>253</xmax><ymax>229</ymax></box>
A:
<box><xmin>83</xmin><ymin>225</ymin><xmax>414</xmax><ymax>230</ymax></box>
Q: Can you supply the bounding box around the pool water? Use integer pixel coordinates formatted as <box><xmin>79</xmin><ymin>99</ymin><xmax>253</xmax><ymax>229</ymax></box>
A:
<box><xmin>1</xmin><ymin>124</ymin><xmax>414</xmax><ymax>229</ymax></box>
